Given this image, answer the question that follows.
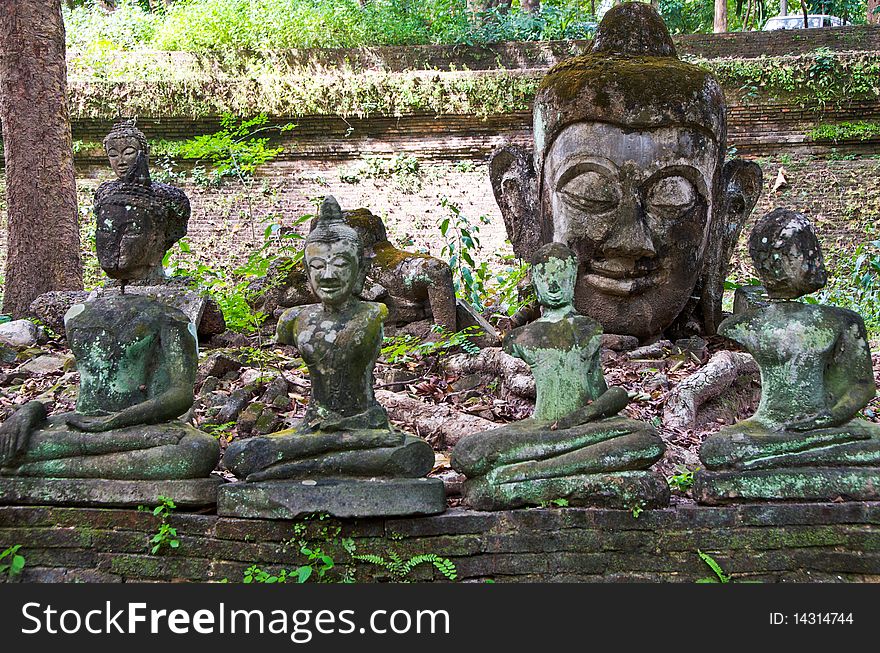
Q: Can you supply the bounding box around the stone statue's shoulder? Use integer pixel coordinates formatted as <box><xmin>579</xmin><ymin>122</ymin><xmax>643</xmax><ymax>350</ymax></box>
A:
<box><xmin>362</xmin><ymin>300</ymin><xmax>389</xmax><ymax>322</ymax></box>
<box><xmin>152</xmin><ymin>181</ymin><xmax>190</xmax><ymax>210</ymax></box>
<box><xmin>570</xmin><ymin>313</ymin><xmax>603</xmax><ymax>338</ymax></box>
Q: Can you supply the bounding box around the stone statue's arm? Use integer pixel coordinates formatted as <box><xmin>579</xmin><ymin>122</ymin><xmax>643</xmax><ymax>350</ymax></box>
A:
<box><xmin>554</xmin><ymin>386</ymin><xmax>629</xmax><ymax>430</ymax></box>
<box><xmin>276</xmin><ymin>306</ymin><xmax>304</xmax><ymax>345</ymax></box>
<box><xmin>66</xmin><ymin>323</ymin><xmax>196</xmax><ymax>433</ymax></box>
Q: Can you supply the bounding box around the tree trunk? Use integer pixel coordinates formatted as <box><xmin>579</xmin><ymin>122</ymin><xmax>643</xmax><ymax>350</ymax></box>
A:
<box><xmin>869</xmin><ymin>0</ymin><xmax>880</xmax><ymax>25</ymax></box>
<box><xmin>799</xmin><ymin>0</ymin><xmax>808</xmax><ymax>27</ymax></box>
<box><xmin>0</xmin><ymin>1</ymin><xmax>82</xmax><ymax>317</ymax></box>
<box><xmin>521</xmin><ymin>0</ymin><xmax>540</xmax><ymax>13</ymax></box>
<box><xmin>779</xmin><ymin>0</ymin><xmax>787</xmax><ymax>15</ymax></box>
<box><xmin>714</xmin><ymin>0</ymin><xmax>728</xmax><ymax>32</ymax></box>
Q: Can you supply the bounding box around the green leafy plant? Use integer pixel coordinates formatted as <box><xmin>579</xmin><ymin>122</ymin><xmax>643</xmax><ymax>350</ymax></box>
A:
<box><xmin>438</xmin><ymin>198</ymin><xmax>491</xmax><ymax>311</ymax></box>
<box><xmin>667</xmin><ymin>465</ymin><xmax>698</xmax><ymax>492</ymax></box>
<box><xmin>0</xmin><ymin>545</ymin><xmax>25</xmax><ymax>579</ymax></box>
<box><xmin>347</xmin><ymin>549</ymin><xmax>457</xmax><ymax>582</ymax></box>
<box><xmin>809</xmin><ymin>121</ymin><xmax>880</xmax><ymax>142</ymax></box>
<box><xmin>243</xmin><ymin>544</ymin><xmax>335</xmax><ymax>584</ymax></box>
<box><xmin>381</xmin><ymin>325</ymin><xmax>482</xmax><ymax>364</ymax></box>
<box><xmin>536</xmin><ymin>498</ymin><xmax>570</xmax><ymax>508</ymax></box>
<box><xmin>140</xmin><ymin>495</ymin><xmax>180</xmax><ymax>555</ymax></box>
<box><xmin>627</xmin><ymin>500</ymin><xmax>646</xmax><ymax>519</ymax></box>
<box><xmin>696</xmin><ymin>550</ymin><xmax>731</xmax><ymax>584</ymax></box>
<box><xmin>174</xmin><ymin>113</ymin><xmax>294</xmax><ymax>181</ymax></box>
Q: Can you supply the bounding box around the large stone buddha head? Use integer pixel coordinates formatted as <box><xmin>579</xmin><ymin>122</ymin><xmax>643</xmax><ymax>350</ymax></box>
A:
<box><xmin>490</xmin><ymin>3</ymin><xmax>762</xmax><ymax>339</ymax></box>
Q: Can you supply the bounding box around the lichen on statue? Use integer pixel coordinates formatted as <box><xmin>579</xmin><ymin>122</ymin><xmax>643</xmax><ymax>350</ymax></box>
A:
<box><xmin>0</xmin><ymin>165</ymin><xmax>219</xmax><ymax>480</ymax></box>
<box><xmin>695</xmin><ymin>209</ymin><xmax>880</xmax><ymax>503</ymax></box>
<box><xmin>222</xmin><ymin>196</ymin><xmax>435</xmax><ymax>483</ymax></box>
<box><xmin>250</xmin><ymin>207</ymin><xmax>458</xmax><ymax>333</ymax></box>
<box><xmin>450</xmin><ymin>243</ymin><xmax>669</xmax><ymax>510</ymax></box>
<box><xmin>489</xmin><ymin>2</ymin><xmax>763</xmax><ymax>340</ymax></box>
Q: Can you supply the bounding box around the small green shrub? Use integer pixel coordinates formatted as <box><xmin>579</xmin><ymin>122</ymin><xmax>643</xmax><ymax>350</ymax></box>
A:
<box><xmin>0</xmin><ymin>545</ymin><xmax>25</xmax><ymax>579</ymax></box>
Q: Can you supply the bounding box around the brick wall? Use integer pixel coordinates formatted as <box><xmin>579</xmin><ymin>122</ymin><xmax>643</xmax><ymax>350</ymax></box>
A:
<box><xmin>1</xmin><ymin>503</ymin><xmax>878</xmax><ymax>583</ymax></box>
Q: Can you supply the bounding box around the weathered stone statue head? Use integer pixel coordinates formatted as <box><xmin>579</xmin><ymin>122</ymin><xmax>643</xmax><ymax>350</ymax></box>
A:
<box><xmin>749</xmin><ymin>208</ymin><xmax>827</xmax><ymax>300</ymax></box>
<box><xmin>490</xmin><ymin>2</ymin><xmax>762</xmax><ymax>339</ymax></box>
<box><xmin>304</xmin><ymin>196</ymin><xmax>368</xmax><ymax>308</ymax></box>
<box><xmin>531</xmin><ymin>242</ymin><xmax>578</xmax><ymax>311</ymax></box>
<box><xmin>94</xmin><ymin>153</ymin><xmax>186</xmax><ymax>283</ymax></box>
<box><xmin>103</xmin><ymin>119</ymin><xmax>150</xmax><ymax>179</ymax></box>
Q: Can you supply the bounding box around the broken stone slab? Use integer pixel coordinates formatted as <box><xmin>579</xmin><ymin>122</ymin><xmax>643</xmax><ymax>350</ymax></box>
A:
<box><xmin>693</xmin><ymin>467</ymin><xmax>880</xmax><ymax>505</ymax></box>
<box><xmin>0</xmin><ymin>476</ymin><xmax>224</xmax><ymax>508</ymax></box>
<box><xmin>20</xmin><ymin>354</ymin><xmax>72</xmax><ymax>376</ymax></box>
<box><xmin>216</xmin><ymin>477</ymin><xmax>446</xmax><ymax>519</ymax></box>
<box><xmin>462</xmin><ymin>470</ymin><xmax>670</xmax><ymax>511</ymax></box>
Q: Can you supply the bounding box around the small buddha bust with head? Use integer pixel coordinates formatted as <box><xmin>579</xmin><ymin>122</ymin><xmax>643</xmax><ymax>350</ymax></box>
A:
<box><xmin>450</xmin><ymin>243</ymin><xmax>669</xmax><ymax>510</ymax></box>
<box><xmin>0</xmin><ymin>161</ymin><xmax>219</xmax><ymax>484</ymax></box>
<box><xmin>490</xmin><ymin>3</ymin><xmax>762</xmax><ymax>340</ymax></box>
<box><xmin>96</xmin><ymin>119</ymin><xmax>190</xmax><ymax>285</ymax></box>
<box><xmin>695</xmin><ymin>209</ymin><xmax>880</xmax><ymax>503</ymax></box>
<box><xmin>251</xmin><ymin>207</ymin><xmax>458</xmax><ymax>334</ymax></box>
<box><xmin>222</xmin><ymin>197</ymin><xmax>437</xmax><ymax>485</ymax></box>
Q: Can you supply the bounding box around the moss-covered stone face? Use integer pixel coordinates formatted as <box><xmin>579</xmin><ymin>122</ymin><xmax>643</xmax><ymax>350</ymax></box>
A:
<box><xmin>305</xmin><ymin>239</ymin><xmax>361</xmax><ymax>309</ymax></box>
<box><xmin>490</xmin><ymin>3</ymin><xmax>762</xmax><ymax>340</ymax></box>
<box><xmin>96</xmin><ymin>201</ymin><xmax>166</xmax><ymax>282</ymax></box>
<box><xmin>543</xmin><ymin>122</ymin><xmax>716</xmax><ymax>337</ymax></box>
<box><xmin>532</xmin><ymin>254</ymin><xmax>576</xmax><ymax>309</ymax></box>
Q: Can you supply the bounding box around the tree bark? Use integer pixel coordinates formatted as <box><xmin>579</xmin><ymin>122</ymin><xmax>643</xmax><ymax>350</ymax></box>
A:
<box><xmin>714</xmin><ymin>0</ymin><xmax>728</xmax><ymax>32</ymax></box>
<box><xmin>869</xmin><ymin>0</ymin><xmax>880</xmax><ymax>25</ymax></box>
<box><xmin>663</xmin><ymin>351</ymin><xmax>758</xmax><ymax>433</ymax></box>
<box><xmin>521</xmin><ymin>0</ymin><xmax>540</xmax><ymax>13</ymax></box>
<box><xmin>0</xmin><ymin>1</ymin><xmax>83</xmax><ymax>317</ymax></box>
<box><xmin>779</xmin><ymin>0</ymin><xmax>787</xmax><ymax>15</ymax></box>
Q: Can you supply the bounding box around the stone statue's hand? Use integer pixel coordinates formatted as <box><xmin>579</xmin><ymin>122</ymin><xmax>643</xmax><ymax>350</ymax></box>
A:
<box><xmin>65</xmin><ymin>413</ymin><xmax>121</xmax><ymax>433</ymax></box>
<box><xmin>784</xmin><ymin>410</ymin><xmax>835</xmax><ymax>432</ymax></box>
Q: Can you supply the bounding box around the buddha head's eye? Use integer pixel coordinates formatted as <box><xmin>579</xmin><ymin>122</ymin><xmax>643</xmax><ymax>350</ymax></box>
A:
<box><xmin>558</xmin><ymin>169</ymin><xmax>620</xmax><ymax>214</ymax></box>
<box><xmin>645</xmin><ymin>175</ymin><xmax>696</xmax><ymax>219</ymax></box>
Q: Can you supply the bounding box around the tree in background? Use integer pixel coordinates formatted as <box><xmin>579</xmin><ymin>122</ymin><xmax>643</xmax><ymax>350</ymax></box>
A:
<box><xmin>715</xmin><ymin>0</ymin><xmax>729</xmax><ymax>30</ymax></box>
<box><xmin>870</xmin><ymin>0</ymin><xmax>879</xmax><ymax>23</ymax></box>
<box><xmin>0</xmin><ymin>1</ymin><xmax>82</xmax><ymax>316</ymax></box>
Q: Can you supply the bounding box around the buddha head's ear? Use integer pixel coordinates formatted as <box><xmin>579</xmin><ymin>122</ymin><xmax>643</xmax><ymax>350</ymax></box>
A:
<box><xmin>489</xmin><ymin>144</ymin><xmax>541</xmax><ymax>260</ymax></box>
<box><xmin>721</xmin><ymin>159</ymin><xmax>763</xmax><ymax>235</ymax></box>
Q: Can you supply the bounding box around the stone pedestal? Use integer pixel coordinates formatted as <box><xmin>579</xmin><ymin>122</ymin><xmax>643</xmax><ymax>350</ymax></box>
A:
<box><xmin>694</xmin><ymin>467</ymin><xmax>880</xmax><ymax>504</ymax></box>
<box><xmin>463</xmin><ymin>470</ymin><xmax>670</xmax><ymax>511</ymax></box>
<box><xmin>0</xmin><ymin>476</ymin><xmax>224</xmax><ymax>508</ymax></box>
<box><xmin>217</xmin><ymin>477</ymin><xmax>447</xmax><ymax>519</ymax></box>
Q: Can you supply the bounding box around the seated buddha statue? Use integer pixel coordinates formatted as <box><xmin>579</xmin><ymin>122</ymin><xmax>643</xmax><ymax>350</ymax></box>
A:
<box><xmin>0</xmin><ymin>158</ymin><xmax>219</xmax><ymax>486</ymax></box>
<box><xmin>222</xmin><ymin>197</ymin><xmax>440</xmax><ymax>491</ymax></box>
<box><xmin>451</xmin><ymin>243</ymin><xmax>668</xmax><ymax>510</ymax></box>
<box><xmin>695</xmin><ymin>209</ymin><xmax>880</xmax><ymax>503</ymax></box>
